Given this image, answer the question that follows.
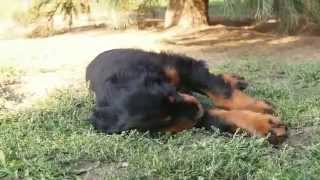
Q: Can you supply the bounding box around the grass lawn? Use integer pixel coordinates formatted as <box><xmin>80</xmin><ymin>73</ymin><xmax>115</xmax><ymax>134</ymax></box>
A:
<box><xmin>0</xmin><ymin>58</ymin><xmax>320</xmax><ymax>179</ymax></box>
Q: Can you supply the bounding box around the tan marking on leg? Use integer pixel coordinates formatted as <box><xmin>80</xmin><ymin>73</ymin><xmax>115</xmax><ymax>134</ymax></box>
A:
<box><xmin>207</xmin><ymin>109</ymin><xmax>287</xmax><ymax>144</ymax></box>
<box><xmin>207</xmin><ymin>89</ymin><xmax>274</xmax><ymax>114</ymax></box>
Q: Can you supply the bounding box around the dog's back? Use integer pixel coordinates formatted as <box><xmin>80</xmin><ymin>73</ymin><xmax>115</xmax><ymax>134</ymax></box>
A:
<box><xmin>86</xmin><ymin>49</ymin><xmax>157</xmax><ymax>90</ymax></box>
<box><xmin>86</xmin><ymin>49</ymin><xmax>166</xmax><ymax>105</ymax></box>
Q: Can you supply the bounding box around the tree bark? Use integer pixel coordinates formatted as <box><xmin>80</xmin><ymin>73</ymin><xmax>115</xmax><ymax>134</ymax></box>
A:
<box><xmin>164</xmin><ymin>0</ymin><xmax>209</xmax><ymax>29</ymax></box>
<box><xmin>273</xmin><ymin>0</ymin><xmax>280</xmax><ymax>17</ymax></box>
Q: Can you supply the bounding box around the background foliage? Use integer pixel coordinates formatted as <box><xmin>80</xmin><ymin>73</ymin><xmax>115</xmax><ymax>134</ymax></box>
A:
<box><xmin>4</xmin><ymin>0</ymin><xmax>320</xmax><ymax>35</ymax></box>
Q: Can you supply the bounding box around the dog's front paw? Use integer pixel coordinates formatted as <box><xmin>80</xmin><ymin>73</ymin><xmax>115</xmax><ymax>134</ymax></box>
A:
<box><xmin>222</xmin><ymin>74</ymin><xmax>249</xmax><ymax>90</ymax></box>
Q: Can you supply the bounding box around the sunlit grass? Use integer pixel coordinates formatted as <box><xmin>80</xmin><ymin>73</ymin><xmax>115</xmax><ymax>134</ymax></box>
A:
<box><xmin>0</xmin><ymin>59</ymin><xmax>320</xmax><ymax>179</ymax></box>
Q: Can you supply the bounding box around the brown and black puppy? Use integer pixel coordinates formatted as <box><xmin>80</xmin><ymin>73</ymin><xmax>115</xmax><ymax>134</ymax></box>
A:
<box><xmin>86</xmin><ymin>48</ymin><xmax>287</xmax><ymax>144</ymax></box>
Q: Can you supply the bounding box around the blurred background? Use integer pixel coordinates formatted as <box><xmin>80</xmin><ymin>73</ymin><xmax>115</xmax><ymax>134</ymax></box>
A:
<box><xmin>1</xmin><ymin>0</ymin><xmax>320</xmax><ymax>38</ymax></box>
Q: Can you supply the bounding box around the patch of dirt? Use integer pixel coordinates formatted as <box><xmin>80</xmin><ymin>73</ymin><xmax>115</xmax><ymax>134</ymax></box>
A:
<box><xmin>285</xmin><ymin>126</ymin><xmax>320</xmax><ymax>147</ymax></box>
<box><xmin>162</xmin><ymin>25</ymin><xmax>320</xmax><ymax>63</ymax></box>
<box><xmin>72</xmin><ymin>160</ymin><xmax>129</xmax><ymax>180</ymax></box>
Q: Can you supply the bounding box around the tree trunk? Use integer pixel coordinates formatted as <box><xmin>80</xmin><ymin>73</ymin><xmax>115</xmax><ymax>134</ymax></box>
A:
<box><xmin>273</xmin><ymin>0</ymin><xmax>280</xmax><ymax>17</ymax></box>
<box><xmin>303</xmin><ymin>0</ymin><xmax>311</xmax><ymax>22</ymax></box>
<box><xmin>164</xmin><ymin>0</ymin><xmax>209</xmax><ymax>29</ymax></box>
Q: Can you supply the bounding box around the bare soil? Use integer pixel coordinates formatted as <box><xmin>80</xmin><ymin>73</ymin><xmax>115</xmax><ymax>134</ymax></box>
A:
<box><xmin>285</xmin><ymin>126</ymin><xmax>320</xmax><ymax>147</ymax></box>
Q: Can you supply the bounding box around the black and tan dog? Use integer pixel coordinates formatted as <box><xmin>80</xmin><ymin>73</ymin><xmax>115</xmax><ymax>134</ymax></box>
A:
<box><xmin>86</xmin><ymin>48</ymin><xmax>287</xmax><ymax>144</ymax></box>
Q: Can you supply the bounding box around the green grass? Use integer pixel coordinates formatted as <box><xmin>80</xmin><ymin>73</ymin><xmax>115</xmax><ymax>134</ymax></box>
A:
<box><xmin>1</xmin><ymin>59</ymin><xmax>320</xmax><ymax>179</ymax></box>
<box><xmin>0</xmin><ymin>65</ymin><xmax>24</xmax><ymax>110</ymax></box>
<box><xmin>209</xmin><ymin>0</ymin><xmax>253</xmax><ymax>19</ymax></box>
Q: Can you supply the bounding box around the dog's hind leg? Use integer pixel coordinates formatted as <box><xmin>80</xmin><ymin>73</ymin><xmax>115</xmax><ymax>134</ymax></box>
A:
<box><xmin>206</xmin><ymin>89</ymin><xmax>275</xmax><ymax>114</ymax></box>
<box><xmin>187</xmin><ymin>72</ymin><xmax>274</xmax><ymax>114</ymax></box>
<box><xmin>174</xmin><ymin>62</ymin><xmax>274</xmax><ymax>114</ymax></box>
<box><xmin>202</xmin><ymin>108</ymin><xmax>287</xmax><ymax>144</ymax></box>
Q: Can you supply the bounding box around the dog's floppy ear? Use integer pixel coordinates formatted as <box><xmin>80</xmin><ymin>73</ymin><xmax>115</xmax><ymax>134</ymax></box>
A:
<box><xmin>88</xmin><ymin>106</ymin><xmax>120</xmax><ymax>133</ymax></box>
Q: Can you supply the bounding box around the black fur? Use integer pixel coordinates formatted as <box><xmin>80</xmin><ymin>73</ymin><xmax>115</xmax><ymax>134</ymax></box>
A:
<box><xmin>86</xmin><ymin>49</ymin><xmax>233</xmax><ymax>133</ymax></box>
